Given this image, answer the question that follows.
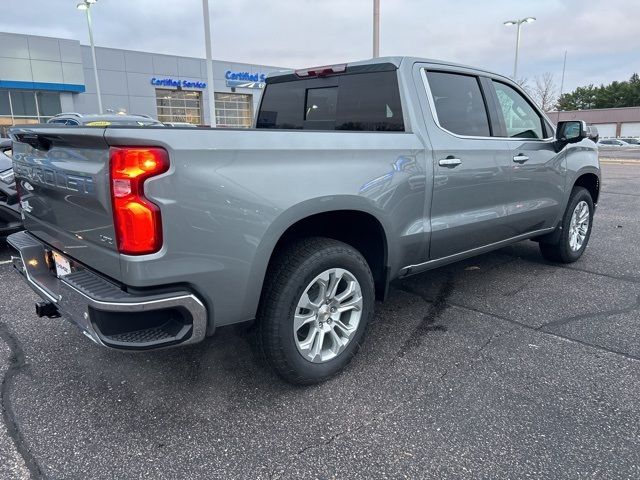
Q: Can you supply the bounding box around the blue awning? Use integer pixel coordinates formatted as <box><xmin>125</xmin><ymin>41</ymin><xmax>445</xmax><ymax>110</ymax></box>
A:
<box><xmin>0</xmin><ymin>80</ymin><xmax>85</xmax><ymax>93</ymax></box>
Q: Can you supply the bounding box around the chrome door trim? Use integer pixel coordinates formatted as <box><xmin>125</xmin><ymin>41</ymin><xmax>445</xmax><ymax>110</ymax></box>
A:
<box><xmin>419</xmin><ymin>67</ymin><xmax>555</xmax><ymax>142</ymax></box>
<box><xmin>399</xmin><ymin>226</ymin><xmax>555</xmax><ymax>277</ymax></box>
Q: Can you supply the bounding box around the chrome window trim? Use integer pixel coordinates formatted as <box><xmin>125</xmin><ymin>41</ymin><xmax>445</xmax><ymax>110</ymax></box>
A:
<box><xmin>419</xmin><ymin>67</ymin><xmax>555</xmax><ymax>142</ymax></box>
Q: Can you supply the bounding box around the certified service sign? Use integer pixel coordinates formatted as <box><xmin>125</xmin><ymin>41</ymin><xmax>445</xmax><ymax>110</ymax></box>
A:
<box><xmin>151</xmin><ymin>78</ymin><xmax>207</xmax><ymax>89</ymax></box>
<box><xmin>225</xmin><ymin>71</ymin><xmax>266</xmax><ymax>89</ymax></box>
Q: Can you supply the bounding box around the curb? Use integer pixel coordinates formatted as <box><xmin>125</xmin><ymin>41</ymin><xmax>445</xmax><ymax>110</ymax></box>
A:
<box><xmin>599</xmin><ymin>159</ymin><xmax>640</xmax><ymax>165</ymax></box>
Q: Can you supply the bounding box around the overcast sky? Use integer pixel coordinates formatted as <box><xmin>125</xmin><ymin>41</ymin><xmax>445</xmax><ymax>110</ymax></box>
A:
<box><xmin>1</xmin><ymin>0</ymin><xmax>638</xmax><ymax>93</ymax></box>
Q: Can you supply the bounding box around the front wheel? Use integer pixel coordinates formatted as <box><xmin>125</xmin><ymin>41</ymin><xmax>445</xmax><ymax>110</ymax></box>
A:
<box><xmin>539</xmin><ymin>186</ymin><xmax>594</xmax><ymax>263</ymax></box>
<box><xmin>258</xmin><ymin>237</ymin><xmax>375</xmax><ymax>385</ymax></box>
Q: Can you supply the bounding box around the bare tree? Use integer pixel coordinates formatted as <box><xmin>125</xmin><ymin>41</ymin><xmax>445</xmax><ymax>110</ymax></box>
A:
<box><xmin>515</xmin><ymin>77</ymin><xmax>530</xmax><ymax>92</ymax></box>
<box><xmin>531</xmin><ymin>72</ymin><xmax>558</xmax><ymax>111</ymax></box>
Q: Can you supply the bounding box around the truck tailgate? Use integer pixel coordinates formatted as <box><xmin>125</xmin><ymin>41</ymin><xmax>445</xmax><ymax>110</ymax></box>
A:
<box><xmin>11</xmin><ymin>128</ymin><xmax>121</xmax><ymax>280</ymax></box>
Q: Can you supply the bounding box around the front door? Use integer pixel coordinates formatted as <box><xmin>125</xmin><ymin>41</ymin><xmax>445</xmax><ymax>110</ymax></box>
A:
<box><xmin>487</xmin><ymin>80</ymin><xmax>565</xmax><ymax>234</ymax></box>
<box><xmin>418</xmin><ymin>68</ymin><xmax>514</xmax><ymax>260</ymax></box>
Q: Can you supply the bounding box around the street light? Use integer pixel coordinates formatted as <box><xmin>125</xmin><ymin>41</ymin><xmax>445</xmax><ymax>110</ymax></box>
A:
<box><xmin>373</xmin><ymin>0</ymin><xmax>380</xmax><ymax>58</ymax></box>
<box><xmin>77</xmin><ymin>0</ymin><xmax>103</xmax><ymax>114</ymax></box>
<box><xmin>201</xmin><ymin>0</ymin><xmax>216</xmax><ymax>127</ymax></box>
<box><xmin>503</xmin><ymin>17</ymin><xmax>536</xmax><ymax>81</ymax></box>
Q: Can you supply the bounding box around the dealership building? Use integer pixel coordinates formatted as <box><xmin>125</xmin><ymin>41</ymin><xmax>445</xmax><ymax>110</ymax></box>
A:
<box><xmin>0</xmin><ymin>31</ymin><xmax>286</xmax><ymax>135</ymax></box>
<box><xmin>548</xmin><ymin>107</ymin><xmax>640</xmax><ymax>138</ymax></box>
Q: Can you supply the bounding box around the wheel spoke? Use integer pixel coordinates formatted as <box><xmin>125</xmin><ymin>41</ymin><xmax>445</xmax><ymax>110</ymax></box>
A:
<box><xmin>310</xmin><ymin>329</ymin><xmax>325</xmax><ymax>361</ymax></box>
<box><xmin>328</xmin><ymin>328</ymin><xmax>346</xmax><ymax>355</ymax></box>
<box><xmin>298</xmin><ymin>326</ymin><xmax>319</xmax><ymax>354</ymax></box>
<box><xmin>294</xmin><ymin>311</ymin><xmax>316</xmax><ymax>331</ymax></box>
<box><xmin>299</xmin><ymin>292</ymin><xmax>319</xmax><ymax>311</ymax></box>
<box><xmin>316</xmin><ymin>277</ymin><xmax>329</xmax><ymax>302</ymax></box>
<box><xmin>337</xmin><ymin>296</ymin><xmax>362</xmax><ymax>313</ymax></box>
<box><xmin>334</xmin><ymin>319</ymin><xmax>356</xmax><ymax>339</ymax></box>
<box><xmin>335</xmin><ymin>280</ymin><xmax>356</xmax><ymax>302</ymax></box>
<box><xmin>327</xmin><ymin>269</ymin><xmax>344</xmax><ymax>300</ymax></box>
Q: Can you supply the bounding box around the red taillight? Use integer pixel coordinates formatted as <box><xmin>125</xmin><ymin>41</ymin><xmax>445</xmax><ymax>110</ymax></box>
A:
<box><xmin>294</xmin><ymin>63</ymin><xmax>347</xmax><ymax>78</ymax></box>
<box><xmin>109</xmin><ymin>147</ymin><xmax>169</xmax><ymax>255</ymax></box>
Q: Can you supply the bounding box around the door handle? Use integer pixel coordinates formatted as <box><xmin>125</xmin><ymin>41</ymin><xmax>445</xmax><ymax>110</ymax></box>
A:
<box><xmin>513</xmin><ymin>154</ymin><xmax>529</xmax><ymax>163</ymax></box>
<box><xmin>438</xmin><ymin>157</ymin><xmax>462</xmax><ymax>167</ymax></box>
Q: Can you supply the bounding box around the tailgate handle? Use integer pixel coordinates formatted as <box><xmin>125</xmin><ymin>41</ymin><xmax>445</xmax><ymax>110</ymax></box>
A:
<box><xmin>14</xmin><ymin>133</ymin><xmax>52</xmax><ymax>151</ymax></box>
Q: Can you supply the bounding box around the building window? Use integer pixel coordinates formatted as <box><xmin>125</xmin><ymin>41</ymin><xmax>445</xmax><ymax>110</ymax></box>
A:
<box><xmin>0</xmin><ymin>89</ymin><xmax>62</xmax><ymax>136</ymax></box>
<box><xmin>215</xmin><ymin>92</ymin><xmax>253</xmax><ymax>128</ymax></box>
<box><xmin>155</xmin><ymin>89</ymin><xmax>202</xmax><ymax>125</ymax></box>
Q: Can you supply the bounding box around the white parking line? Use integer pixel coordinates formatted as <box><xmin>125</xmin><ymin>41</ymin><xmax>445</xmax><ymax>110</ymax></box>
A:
<box><xmin>0</xmin><ymin>260</ymin><xmax>12</xmax><ymax>265</ymax></box>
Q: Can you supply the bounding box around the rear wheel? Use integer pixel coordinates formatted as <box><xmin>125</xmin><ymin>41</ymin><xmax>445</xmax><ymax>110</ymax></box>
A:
<box><xmin>258</xmin><ymin>237</ymin><xmax>374</xmax><ymax>385</ymax></box>
<box><xmin>539</xmin><ymin>187</ymin><xmax>594</xmax><ymax>263</ymax></box>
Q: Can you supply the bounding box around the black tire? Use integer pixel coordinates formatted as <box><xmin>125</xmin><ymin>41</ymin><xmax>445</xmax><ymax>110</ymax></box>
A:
<box><xmin>257</xmin><ymin>237</ymin><xmax>375</xmax><ymax>385</ymax></box>
<box><xmin>539</xmin><ymin>186</ymin><xmax>594</xmax><ymax>263</ymax></box>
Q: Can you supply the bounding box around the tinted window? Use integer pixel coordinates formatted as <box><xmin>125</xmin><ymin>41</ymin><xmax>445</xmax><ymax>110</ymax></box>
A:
<box><xmin>335</xmin><ymin>72</ymin><xmax>403</xmax><ymax>131</ymax></box>
<box><xmin>305</xmin><ymin>87</ymin><xmax>337</xmax><ymax>121</ymax></box>
<box><xmin>257</xmin><ymin>81</ymin><xmax>305</xmax><ymax>129</ymax></box>
<box><xmin>36</xmin><ymin>92</ymin><xmax>61</xmax><ymax>117</ymax></box>
<box><xmin>11</xmin><ymin>91</ymin><xmax>37</xmax><ymax>116</ymax></box>
<box><xmin>0</xmin><ymin>91</ymin><xmax>10</xmax><ymax>116</ymax></box>
<box><xmin>492</xmin><ymin>81</ymin><xmax>544</xmax><ymax>139</ymax></box>
<box><xmin>257</xmin><ymin>71</ymin><xmax>404</xmax><ymax>131</ymax></box>
<box><xmin>426</xmin><ymin>71</ymin><xmax>491</xmax><ymax>137</ymax></box>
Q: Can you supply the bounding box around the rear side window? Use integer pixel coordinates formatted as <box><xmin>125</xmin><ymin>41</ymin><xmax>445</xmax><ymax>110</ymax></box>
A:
<box><xmin>426</xmin><ymin>71</ymin><xmax>491</xmax><ymax>137</ymax></box>
<box><xmin>257</xmin><ymin>71</ymin><xmax>404</xmax><ymax>131</ymax></box>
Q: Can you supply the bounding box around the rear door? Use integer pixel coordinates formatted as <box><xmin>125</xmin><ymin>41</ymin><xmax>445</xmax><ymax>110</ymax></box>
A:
<box><xmin>417</xmin><ymin>66</ymin><xmax>513</xmax><ymax>260</ymax></box>
<box><xmin>486</xmin><ymin>80</ymin><xmax>565</xmax><ymax>234</ymax></box>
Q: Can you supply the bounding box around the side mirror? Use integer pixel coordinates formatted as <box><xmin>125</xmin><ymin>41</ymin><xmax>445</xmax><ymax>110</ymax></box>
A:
<box><xmin>556</xmin><ymin>120</ymin><xmax>588</xmax><ymax>144</ymax></box>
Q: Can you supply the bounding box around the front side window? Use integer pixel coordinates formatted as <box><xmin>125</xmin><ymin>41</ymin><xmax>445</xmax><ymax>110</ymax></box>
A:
<box><xmin>426</xmin><ymin>71</ymin><xmax>491</xmax><ymax>137</ymax></box>
<box><xmin>492</xmin><ymin>81</ymin><xmax>544</xmax><ymax>139</ymax></box>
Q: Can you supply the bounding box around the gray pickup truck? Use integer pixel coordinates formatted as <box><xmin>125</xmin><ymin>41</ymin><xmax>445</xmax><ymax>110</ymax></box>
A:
<box><xmin>7</xmin><ymin>57</ymin><xmax>600</xmax><ymax>384</ymax></box>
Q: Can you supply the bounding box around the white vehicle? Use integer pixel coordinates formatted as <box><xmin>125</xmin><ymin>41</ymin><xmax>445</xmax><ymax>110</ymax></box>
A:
<box><xmin>597</xmin><ymin>139</ymin><xmax>631</xmax><ymax>148</ymax></box>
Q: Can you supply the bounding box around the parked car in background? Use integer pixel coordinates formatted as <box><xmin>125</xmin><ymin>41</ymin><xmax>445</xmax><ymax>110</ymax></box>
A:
<box><xmin>7</xmin><ymin>57</ymin><xmax>600</xmax><ymax>384</ymax></box>
<box><xmin>47</xmin><ymin>113</ymin><xmax>164</xmax><ymax>127</ymax></box>
<box><xmin>0</xmin><ymin>138</ymin><xmax>21</xmax><ymax>238</ymax></box>
<box><xmin>163</xmin><ymin>122</ymin><xmax>199</xmax><ymax>128</ymax></box>
<box><xmin>586</xmin><ymin>125</ymin><xmax>599</xmax><ymax>143</ymax></box>
<box><xmin>597</xmin><ymin>138</ymin><xmax>631</xmax><ymax>147</ymax></box>
<box><xmin>619</xmin><ymin>137</ymin><xmax>640</xmax><ymax>145</ymax></box>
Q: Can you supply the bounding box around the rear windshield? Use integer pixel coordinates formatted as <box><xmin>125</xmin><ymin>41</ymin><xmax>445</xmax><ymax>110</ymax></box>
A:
<box><xmin>256</xmin><ymin>71</ymin><xmax>404</xmax><ymax>131</ymax></box>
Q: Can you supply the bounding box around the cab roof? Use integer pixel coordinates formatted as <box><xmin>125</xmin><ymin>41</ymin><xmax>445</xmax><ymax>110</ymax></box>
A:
<box><xmin>266</xmin><ymin>56</ymin><xmax>512</xmax><ymax>84</ymax></box>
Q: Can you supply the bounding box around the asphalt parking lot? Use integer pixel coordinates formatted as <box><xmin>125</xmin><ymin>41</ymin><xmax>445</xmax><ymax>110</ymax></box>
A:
<box><xmin>599</xmin><ymin>147</ymin><xmax>640</xmax><ymax>161</ymax></box>
<box><xmin>1</xmin><ymin>163</ymin><xmax>639</xmax><ymax>479</ymax></box>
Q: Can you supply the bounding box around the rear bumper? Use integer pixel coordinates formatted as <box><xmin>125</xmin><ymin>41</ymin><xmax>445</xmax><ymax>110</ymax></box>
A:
<box><xmin>7</xmin><ymin>231</ymin><xmax>207</xmax><ymax>350</ymax></box>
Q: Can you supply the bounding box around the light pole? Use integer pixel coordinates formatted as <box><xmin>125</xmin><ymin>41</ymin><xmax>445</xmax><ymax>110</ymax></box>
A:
<box><xmin>503</xmin><ymin>17</ymin><xmax>536</xmax><ymax>81</ymax></box>
<box><xmin>202</xmin><ymin>0</ymin><xmax>217</xmax><ymax>127</ymax></box>
<box><xmin>373</xmin><ymin>0</ymin><xmax>380</xmax><ymax>58</ymax></box>
<box><xmin>77</xmin><ymin>0</ymin><xmax>103</xmax><ymax>114</ymax></box>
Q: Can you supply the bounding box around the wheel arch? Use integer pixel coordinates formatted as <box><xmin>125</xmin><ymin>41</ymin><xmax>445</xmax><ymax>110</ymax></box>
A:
<box><xmin>244</xmin><ymin>197</ymin><xmax>392</xmax><ymax>321</ymax></box>
<box><xmin>573</xmin><ymin>170</ymin><xmax>600</xmax><ymax>205</ymax></box>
